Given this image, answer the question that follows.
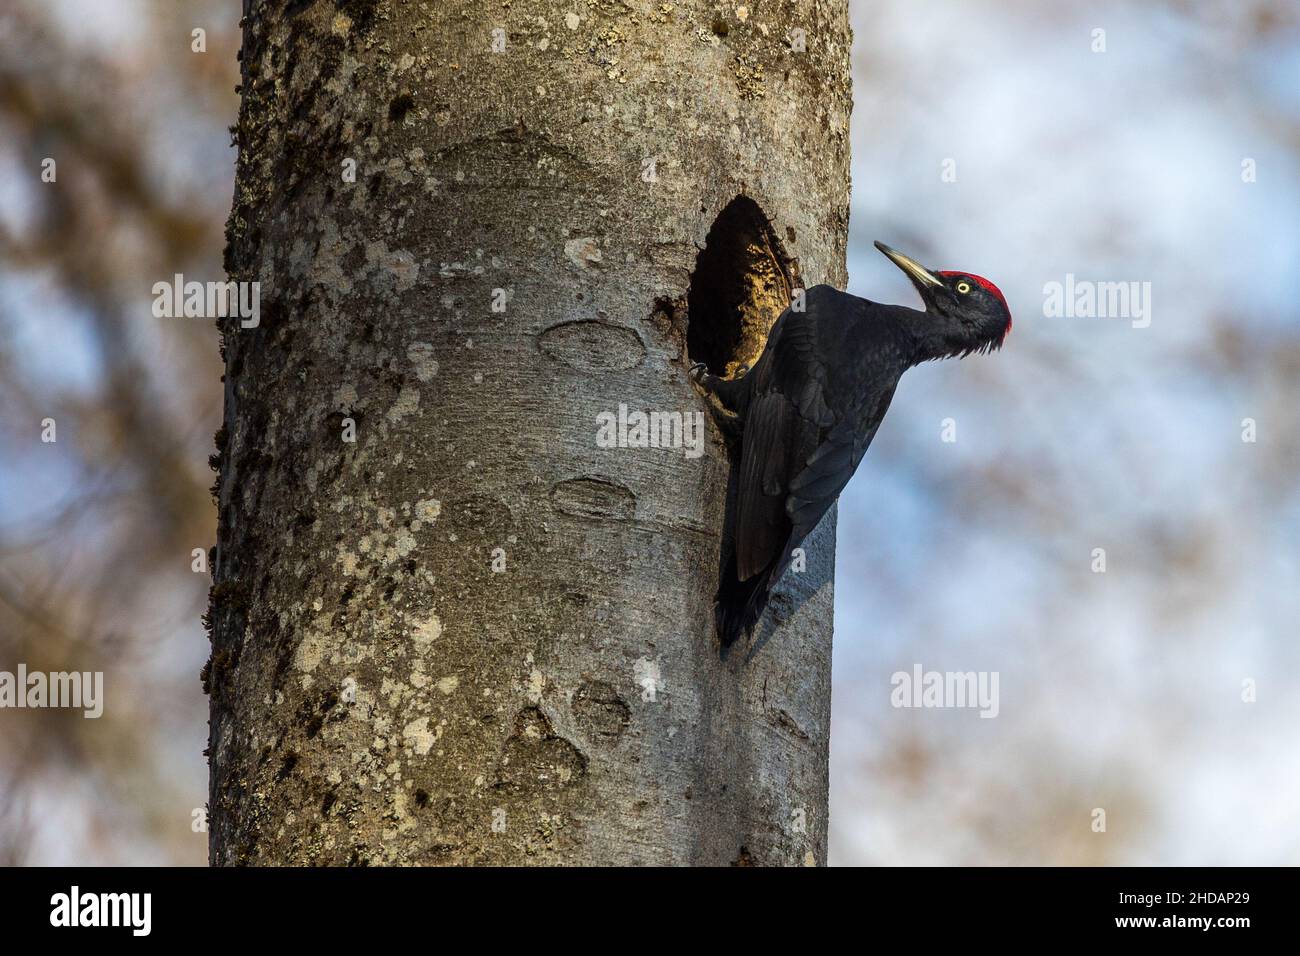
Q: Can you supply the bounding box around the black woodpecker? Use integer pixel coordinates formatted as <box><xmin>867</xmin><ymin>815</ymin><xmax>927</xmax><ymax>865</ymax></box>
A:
<box><xmin>692</xmin><ymin>240</ymin><xmax>1012</xmax><ymax>646</ymax></box>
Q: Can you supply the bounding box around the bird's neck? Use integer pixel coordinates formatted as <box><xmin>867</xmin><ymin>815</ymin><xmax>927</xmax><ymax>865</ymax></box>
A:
<box><xmin>902</xmin><ymin>307</ymin><xmax>977</xmax><ymax>364</ymax></box>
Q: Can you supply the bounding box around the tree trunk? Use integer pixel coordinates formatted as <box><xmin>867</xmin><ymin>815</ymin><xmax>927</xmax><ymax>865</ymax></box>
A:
<box><xmin>208</xmin><ymin>0</ymin><xmax>851</xmax><ymax>866</ymax></box>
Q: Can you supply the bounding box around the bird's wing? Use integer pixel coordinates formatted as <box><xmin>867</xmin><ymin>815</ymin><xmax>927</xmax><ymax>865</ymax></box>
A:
<box><xmin>735</xmin><ymin>392</ymin><xmax>805</xmax><ymax>581</ymax></box>
<box><xmin>738</xmin><ymin>378</ymin><xmax>898</xmax><ymax>587</ymax></box>
<box><xmin>787</xmin><ymin>391</ymin><xmax>892</xmax><ymax>543</ymax></box>
<box><xmin>765</xmin><ymin>305</ymin><xmax>835</xmax><ymax>426</ymax></box>
<box><xmin>786</xmin><ymin>423</ymin><xmax>860</xmax><ymax>538</ymax></box>
<box><xmin>733</xmin><ymin>307</ymin><xmax>836</xmax><ymax>582</ymax></box>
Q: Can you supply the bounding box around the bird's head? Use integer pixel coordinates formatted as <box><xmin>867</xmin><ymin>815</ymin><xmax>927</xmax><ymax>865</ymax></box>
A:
<box><xmin>875</xmin><ymin>240</ymin><xmax>1012</xmax><ymax>355</ymax></box>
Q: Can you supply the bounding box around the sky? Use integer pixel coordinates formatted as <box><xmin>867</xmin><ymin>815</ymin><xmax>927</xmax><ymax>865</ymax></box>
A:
<box><xmin>830</xmin><ymin>0</ymin><xmax>1300</xmax><ymax>864</ymax></box>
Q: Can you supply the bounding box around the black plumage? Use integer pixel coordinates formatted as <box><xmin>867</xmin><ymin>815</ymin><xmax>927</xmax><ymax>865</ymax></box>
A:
<box><xmin>694</xmin><ymin>241</ymin><xmax>1012</xmax><ymax>645</ymax></box>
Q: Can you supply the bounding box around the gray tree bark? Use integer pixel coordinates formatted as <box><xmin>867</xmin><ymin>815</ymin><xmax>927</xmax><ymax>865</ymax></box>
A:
<box><xmin>207</xmin><ymin>0</ymin><xmax>851</xmax><ymax>866</ymax></box>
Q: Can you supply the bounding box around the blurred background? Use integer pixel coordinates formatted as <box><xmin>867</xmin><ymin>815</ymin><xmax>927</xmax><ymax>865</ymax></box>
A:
<box><xmin>0</xmin><ymin>0</ymin><xmax>1296</xmax><ymax>865</ymax></box>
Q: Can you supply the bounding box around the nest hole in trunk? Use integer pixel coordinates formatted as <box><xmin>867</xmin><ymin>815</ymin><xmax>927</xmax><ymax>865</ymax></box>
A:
<box><xmin>686</xmin><ymin>196</ymin><xmax>801</xmax><ymax>379</ymax></box>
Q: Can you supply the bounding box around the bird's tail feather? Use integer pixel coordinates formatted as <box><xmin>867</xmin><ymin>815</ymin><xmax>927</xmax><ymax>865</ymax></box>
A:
<box><xmin>715</xmin><ymin>552</ymin><xmax>775</xmax><ymax>646</ymax></box>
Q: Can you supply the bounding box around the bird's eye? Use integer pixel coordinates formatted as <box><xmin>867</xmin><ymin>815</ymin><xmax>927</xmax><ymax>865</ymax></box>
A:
<box><xmin>956</xmin><ymin>281</ymin><xmax>971</xmax><ymax>294</ymax></box>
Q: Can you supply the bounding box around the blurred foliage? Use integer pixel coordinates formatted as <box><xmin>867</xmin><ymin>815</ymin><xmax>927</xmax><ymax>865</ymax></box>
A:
<box><xmin>831</xmin><ymin>0</ymin><xmax>1300</xmax><ymax>864</ymax></box>
<box><xmin>0</xmin><ymin>0</ymin><xmax>237</xmax><ymax>864</ymax></box>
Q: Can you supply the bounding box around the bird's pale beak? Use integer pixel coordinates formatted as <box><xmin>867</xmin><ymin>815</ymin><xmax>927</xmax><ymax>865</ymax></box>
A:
<box><xmin>875</xmin><ymin>240</ymin><xmax>943</xmax><ymax>291</ymax></box>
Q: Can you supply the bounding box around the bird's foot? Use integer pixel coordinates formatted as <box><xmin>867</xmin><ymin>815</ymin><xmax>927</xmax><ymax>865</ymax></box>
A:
<box><xmin>688</xmin><ymin>361</ymin><xmax>746</xmax><ymax>442</ymax></box>
<box><xmin>689</xmin><ymin>362</ymin><xmax>721</xmax><ymax>400</ymax></box>
<box><xmin>694</xmin><ymin>389</ymin><xmax>743</xmax><ymax>444</ymax></box>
